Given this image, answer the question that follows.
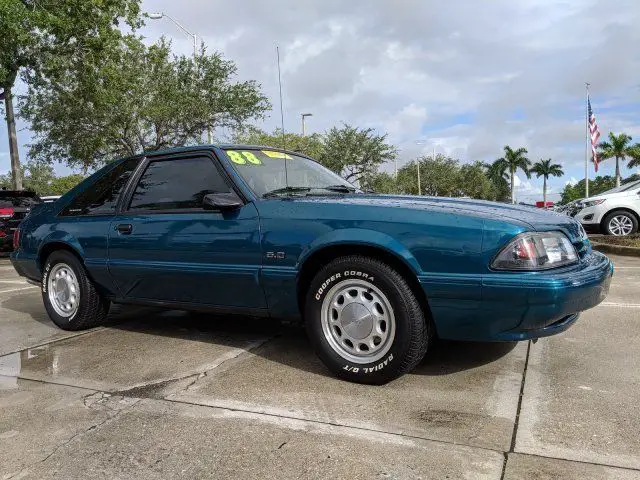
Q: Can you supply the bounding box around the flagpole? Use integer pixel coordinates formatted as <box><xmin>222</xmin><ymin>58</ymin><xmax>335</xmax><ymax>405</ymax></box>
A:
<box><xmin>585</xmin><ymin>82</ymin><xmax>590</xmax><ymax>198</ymax></box>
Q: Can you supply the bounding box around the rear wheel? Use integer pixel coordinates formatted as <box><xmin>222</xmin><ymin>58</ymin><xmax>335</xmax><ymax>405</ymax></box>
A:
<box><xmin>305</xmin><ymin>255</ymin><xmax>430</xmax><ymax>384</ymax></box>
<box><xmin>603</xmin><ymin>210</ymin><xmax>638</xmax><ymax>236</ymax></box>
<box><xmin>42</xmin><ymin>250</ymin><xmax>110</xmax><ymax>330</ymax></box>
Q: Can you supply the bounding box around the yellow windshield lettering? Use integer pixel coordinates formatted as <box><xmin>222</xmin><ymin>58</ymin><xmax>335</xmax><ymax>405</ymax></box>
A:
<box><xmin>262</xmin><ymin>150</ymin><xmax>292</xmax><ymax>159</ymax></box>
<box><xmin>242</xmin><ymin>151</ymin><xmax>262</xmax><ymax>165</ymax></box>
<box><xmin>227</xmin><ymin>150</ymin><xmax>246</xmax><ymax>164</ymax></box>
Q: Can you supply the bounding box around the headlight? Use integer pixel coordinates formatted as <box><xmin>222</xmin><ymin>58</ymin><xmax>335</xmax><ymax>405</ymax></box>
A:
<box><xmin>491</xmin><ymin>232</ymin><xmax>578</xmax><ymax>270</ymax></box>
<box><xmin>581</xmin><ymin>199</ymin><xmax>605</xmax><ymax>208</ymax></box>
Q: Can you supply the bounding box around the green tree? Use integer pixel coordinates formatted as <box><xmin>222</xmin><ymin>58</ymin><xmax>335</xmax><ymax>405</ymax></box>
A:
<box><xmin>22</xmin><ymin>160</ymin><xmax>55</xmax><ymax>195</ymax></box>
<box><xmin>318</xmin><ymin>124</ymin><xmax>397</xmax><ymax>187</ymax></box>
<box><xmin>458</xmin><ymin>162</ymin><xmax>495</xmax><ymax>200</ymax></box>
<box><xmin>530</xmin><ymin>158</ymin><xmax>564</xmax><ymax>209</ymax></box>
<box><xmin>629</xmin><ymin>144</ymin><xmax>640</xmax><ymax>169</ymax></box>
<box><xmin>1</xmin><ymin>0</ymin><xmax>142</xmax><ymax>189</ymax></box>
<box><xmin>493</xmin><ymin>146</ymin><xmax>531</xmax><ymax>204</ymax></box>
<box><xmin>368</xmin><ymin>171</ymin><xmax>397</xmax><ymax>194</ymax></box>
<box><xmin>49</xmin><ymin>174</ymin><xmax>85</xmax><ymax>195</ymax></box>
<box><xmin>397</xmin><ymin>155</ymin><xmax>460</xmax><ymax>196</ymax></box>
<box><xmin>22</xmin><ymin>37</ymin><xmax>270</xmax><ymax>171</ymax></box>
<box><xmin>233</xmin><ymin>127</ymin><xmax>324</xmax><ymax>159</ymax></box>
<box><xmin>483</xmin><ymin>160</ymin><xmax>511</xmax><ymax>202</ymax></box>
<box><xmin>559</xmin><ymin>176</ymin><xmax>616</xmax><ymax>204</ymax></box>
<box><xmin>597</xmin><ymin>133</ymin><xmax>640</xmax><ymax>187</ymax></box>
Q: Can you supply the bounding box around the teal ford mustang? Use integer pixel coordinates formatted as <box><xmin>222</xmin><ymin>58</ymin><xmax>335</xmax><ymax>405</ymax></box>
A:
<box><xmin>11</xmin><ymin>145</ymin><xmax>613</xmax><ymax>384</ymax></box>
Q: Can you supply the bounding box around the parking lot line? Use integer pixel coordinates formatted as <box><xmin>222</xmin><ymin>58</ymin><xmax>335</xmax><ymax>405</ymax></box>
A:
<box><xmin>0</xmin><ymin>286</ymin><xmax>38</xmax><ymax>294</ymax></box>
<box><xmin>598</xmin><ymin>302</ymin><xmax>640</xmax><ymax>308</ymax></box>
<box><xmin>0</xmin><ymin>280</ymin><xmax>28</xmax><ymax>284</ymax></box>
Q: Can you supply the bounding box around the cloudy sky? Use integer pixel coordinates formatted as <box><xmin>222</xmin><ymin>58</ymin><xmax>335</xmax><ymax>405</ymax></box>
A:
<box><xmin>2</xmin><ymin>0</ymin><xmax>639</xmax><ymax>201</ymax></box>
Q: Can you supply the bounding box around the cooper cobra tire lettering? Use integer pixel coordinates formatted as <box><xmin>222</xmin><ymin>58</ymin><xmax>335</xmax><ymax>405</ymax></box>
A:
<box><xmin>314</xmin><ymin>270</ymin><xmax>377</xmax><ymax>300</ymax></box>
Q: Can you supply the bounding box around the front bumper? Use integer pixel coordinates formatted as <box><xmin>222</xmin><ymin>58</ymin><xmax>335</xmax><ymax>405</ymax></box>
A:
<box><xmin>431</xmin><ymin>251</ymin><xmax>613</xmax><ymax>341</ymax></box>
<box><xmin>574</xmin><ymin>206</ymin><xmax>604</xmax><ymax>226</ymax></box>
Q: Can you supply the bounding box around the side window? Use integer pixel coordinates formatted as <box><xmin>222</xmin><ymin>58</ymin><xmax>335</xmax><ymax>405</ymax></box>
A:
<box><xmin>128</xmin><ymin>157</ymin><xmax>231</xmax><ymax>211</ymax></box>
<box><xmin>61</xmin><ymin>158</ymin><xmax>140</xmax><ymax>216</ymax></box>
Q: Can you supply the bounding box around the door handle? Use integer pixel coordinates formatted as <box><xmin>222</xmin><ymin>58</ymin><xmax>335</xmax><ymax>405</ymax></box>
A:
<box><xmin>116</xmin><ymin>224</ymin><xmax>133</xmax><ymax>235</ymax></box>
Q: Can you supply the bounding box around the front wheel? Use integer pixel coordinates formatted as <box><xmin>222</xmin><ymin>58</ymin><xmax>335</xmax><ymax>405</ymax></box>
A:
<box><xmin>42</xmin><ymin>250</ymin><xmax>110</xmax><ymax>331</ymax></box>
<box><xmin>305</xmin><ymin>255</ymin><xmax>430</xmax><ymax>384</ymax></box>
<box><xmin>603</xmin><ymin>210</ymin><xmax>638</xmax><ymax>236</ymax></box>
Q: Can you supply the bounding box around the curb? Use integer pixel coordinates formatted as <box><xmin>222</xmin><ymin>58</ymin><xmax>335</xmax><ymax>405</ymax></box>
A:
<box><xmin>591</xmin><ymin>242</ymin><xmax>640</xmax><ymax>258</ymax></box>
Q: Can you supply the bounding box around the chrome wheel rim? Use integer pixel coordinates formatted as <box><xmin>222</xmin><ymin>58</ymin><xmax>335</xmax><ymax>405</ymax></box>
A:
<box><xmin>320</xmin><ymin>279</ymin><xmax>396</xmax><ymax>364</ymax></box>
<box><xmin>47</xmin><ymin>263</ymin><xmax>80</xmax><ymax>318</ymax></box>
<box><xmin>608</xmin><ymin>215</ymin><xmax>633</xmax><ymax>236</ymax></box>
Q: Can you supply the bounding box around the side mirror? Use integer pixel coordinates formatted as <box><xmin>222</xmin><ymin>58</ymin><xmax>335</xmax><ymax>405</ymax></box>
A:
<box><xmin>203</xmin><ymin>192</ymin><xmax>243</xmax><ymax>211</ymax></box>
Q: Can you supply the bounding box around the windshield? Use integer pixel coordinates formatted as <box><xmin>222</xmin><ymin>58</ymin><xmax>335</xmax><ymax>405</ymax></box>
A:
<box><xmin>598</xmin><ymin>180</ymin><xmax>640</xmax><ymax>196</ymax></box>
<box><xmin>223</xmin><ymin>148</ymin><xmax>356</xmax><ymax>197</ymax></box>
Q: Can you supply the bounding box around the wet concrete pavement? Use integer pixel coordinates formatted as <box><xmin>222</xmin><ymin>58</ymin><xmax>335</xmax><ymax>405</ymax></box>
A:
<box><xmin>1</xmin><ymin>255</ymin><xmax>639</xmax><ymax>479</ymax></box>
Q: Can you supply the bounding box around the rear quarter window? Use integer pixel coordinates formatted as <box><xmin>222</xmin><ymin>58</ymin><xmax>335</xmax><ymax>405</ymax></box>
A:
<box><xmin>60</xmin><ymin>158</ymin><xmax>140</xmax><ymax>216</ymax></box>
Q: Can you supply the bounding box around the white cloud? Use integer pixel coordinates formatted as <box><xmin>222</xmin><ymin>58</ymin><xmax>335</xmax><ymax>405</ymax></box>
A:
<box><xmin>2</xmin><ymin>0</ymin><xmax>639</xmax><ymax>185</ymax></box>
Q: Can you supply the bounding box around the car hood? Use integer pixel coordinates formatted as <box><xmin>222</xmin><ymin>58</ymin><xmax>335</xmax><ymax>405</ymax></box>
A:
<box><xmin>583</xmin><ymin>191</ymin><xmax>627</xmax><ymax>202</ymax></box>
<box><xmin>297</xmin><ymin>194</ymin><xmax>583</xmax><ymax>238</ymax></box>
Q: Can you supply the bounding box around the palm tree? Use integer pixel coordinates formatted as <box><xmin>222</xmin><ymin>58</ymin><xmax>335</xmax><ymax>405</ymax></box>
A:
<box><xmin>628</xmin><ymin>143</ymin><xmax>640</xmax><ymax>169</ymax></box>
<box><xmin>494</xmin><ymin>146</ymin><xmax>531</xmax><ymax>204</ymax></box>
<box><xmin>530</xmin><ymin>158</ymin><xmax>564</xmax><ymax>209</ymax></box>
<box><xmin>598</xmin><ymin>133</ymin><xmax>638</xmax><ymax>187</ymax></box>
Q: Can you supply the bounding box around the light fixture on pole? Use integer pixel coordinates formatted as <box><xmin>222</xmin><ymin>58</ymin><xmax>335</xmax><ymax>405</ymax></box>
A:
<box><xmin>148</xmin><ymin>12</ymin><xmax>197</xmax><ymax>58</ymax></box>
<box><xmin>148</xmin><ymin>12</ymin><xmax>211</xmax><ymax>144</ymax></box>
<box><xmin>301</xmin><ymin>113</ymin><xmax>313</xmax><ymax>136</ymax></box>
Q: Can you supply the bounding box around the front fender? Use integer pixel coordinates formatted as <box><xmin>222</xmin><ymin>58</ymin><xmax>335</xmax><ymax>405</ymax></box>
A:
<box><xmin>297</xmin><ymin>228</ymin><xmax>423</xmax><ymax>275</ymax></box>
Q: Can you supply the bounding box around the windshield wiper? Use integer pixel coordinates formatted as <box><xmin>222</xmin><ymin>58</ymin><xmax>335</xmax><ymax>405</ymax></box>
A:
<box><xmin>262</xmin><ymin>186</ymin><xmax>311</xmax><ymax>198</ymax></box>
<box><xmin>321</xmin><ymin>185</ymin><xmax>357</xmax><ymax>193</ymax></box>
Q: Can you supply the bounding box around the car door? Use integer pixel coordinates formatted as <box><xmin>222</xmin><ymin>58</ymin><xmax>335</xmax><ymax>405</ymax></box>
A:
<box><xmin>107</xmin><ymin>151</ymin><xmax>266</xmax><ymax>310</ymax></box>
<box><xmin>51</xmin><ymin>158</ymin><xmax>141</xmax><ymax>294</ymax></box>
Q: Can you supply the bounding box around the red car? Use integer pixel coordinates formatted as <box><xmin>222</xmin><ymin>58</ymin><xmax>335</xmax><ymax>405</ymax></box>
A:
<box><xmin>0</xmin><ymin>190</ymin><xmax>41</xmax><ymax>252</ymax></box>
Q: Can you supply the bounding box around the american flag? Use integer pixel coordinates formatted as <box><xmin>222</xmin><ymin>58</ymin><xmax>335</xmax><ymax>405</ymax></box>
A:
<box><xmin>588</xmin><ymin>96</ymin><xmax>601</xmax><ymax>171</ymax></box>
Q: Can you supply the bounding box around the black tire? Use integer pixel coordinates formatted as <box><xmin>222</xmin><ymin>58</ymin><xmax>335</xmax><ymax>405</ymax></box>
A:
<box><xmin>41</xmin><ymin>250</ymin><xmax>110</xmax><ymax>331</ymax></box>
<box><xmin>304</xmin><ymin>255</ymin><xmax>430</xmax><ymax>384</ymax></box>
<box><xmin>602</xmin><ymin>210</ymin><xmax>639</xmax><ymax>236</ymax></box>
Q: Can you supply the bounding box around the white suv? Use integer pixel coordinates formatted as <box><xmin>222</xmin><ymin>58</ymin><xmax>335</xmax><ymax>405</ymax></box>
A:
<box><xmin>574</xmin><ymin>180</ymin><xmax>640</xmax><ymax>236</ymax></box>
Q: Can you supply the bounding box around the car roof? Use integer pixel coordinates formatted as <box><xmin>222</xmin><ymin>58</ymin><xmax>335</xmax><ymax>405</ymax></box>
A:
<box><xmin>141</xmin><ymin>144</ymin><xmax>311</xmax><ymax>160</ymax></box>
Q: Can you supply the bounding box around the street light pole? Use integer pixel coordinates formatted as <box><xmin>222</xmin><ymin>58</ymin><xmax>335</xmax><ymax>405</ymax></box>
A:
<box><xmin>301</xmin><ymin>113</ymin><xmax>312</xmax><ymax>136</ymax></box>
<box><xmin>148</xmin><ymin>12</ymin><xmax>210</xmax><ymax>142</ymax></box>
<box><xmin>148</xmin><ymin>12</ymin><xmax>197</xmax><ymax>57</ymax></box>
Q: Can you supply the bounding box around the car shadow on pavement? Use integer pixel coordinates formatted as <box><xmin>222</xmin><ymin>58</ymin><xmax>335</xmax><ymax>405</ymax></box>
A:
<box><xmin>2</xmin><ymin>291</ymin><xmax>518</xmax><ymax>380</ymax></box>
<box><xmin>106</xmin><ymin>310</ymin><xmax>518</xmax><ymax>379</ymax></box>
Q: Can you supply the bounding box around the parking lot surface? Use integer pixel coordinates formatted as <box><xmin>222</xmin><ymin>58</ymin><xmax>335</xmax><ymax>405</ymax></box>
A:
<box><xmin>1</xmin><ymin>254</ymin><xmax>639</xmax><ymax>479</ymax></box>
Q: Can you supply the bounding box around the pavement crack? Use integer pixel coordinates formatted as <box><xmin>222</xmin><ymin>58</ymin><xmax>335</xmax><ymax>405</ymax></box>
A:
<box><xmin>175</xmin><ymin>334</ymin><xmax>279</xmax><ymax>396</ymax></box>
<box><xmin>277</xmin><ymin>441</ymin><xmax>287</xmax><ymax>450</ymax></box>
<box><xmin>6</xmin><ymin>397</ymin><xmax>141</xmax><ymax>479</ymax></box>
<box><xmin>108</xmin><ymin>335</ymin><xmax>279</xmax><ymax>400</ymax></box>
<box><xmin>510</xmin><ymin>339</ymin><xmax>531</xmax><ymax>453</ymax></box>
<box><xmin>500</xmin><ymin>339</ymin><xmax>532</xmax><ymax>480</ymax></box>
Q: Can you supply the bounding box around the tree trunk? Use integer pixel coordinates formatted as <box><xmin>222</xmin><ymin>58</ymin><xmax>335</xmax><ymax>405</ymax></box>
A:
<box><xmin>510</xmin><ymin>168</ymin><xmax>515</xmax><ymax>204</ymax></box>
<box><xmin>3</xmin><ymin>86</ymin><xmax>22</xmax><ymax>190</ymax></box>
<box><xmin>543</xmin><ymin>177</ymin><xmax>547</xmax><ymax>209</ymax></box>
<box><xmin>615</xmin><ymin>156</ymin><xmax>621</xmax><ymax>187</ymax></box>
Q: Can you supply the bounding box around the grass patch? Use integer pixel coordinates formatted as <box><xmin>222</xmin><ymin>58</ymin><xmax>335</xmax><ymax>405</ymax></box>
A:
<box><xmin>592</xmin><ymin>234</ymin><xmax>640</xmax><ymax>248</ymax></box>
